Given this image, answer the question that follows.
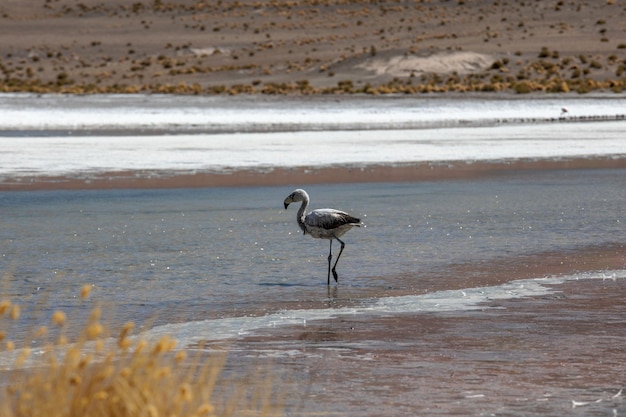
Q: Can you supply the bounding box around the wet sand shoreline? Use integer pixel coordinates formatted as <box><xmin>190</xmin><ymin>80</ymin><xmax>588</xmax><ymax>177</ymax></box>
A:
<box><xmin>2</xmin><ymin>156</ymin><xmax>625</xmax><ymax>192</ymax></box>
<box><xmin>177</xmin><ymin>241</ymin><xmax>626</xmax><ymax>415</ymax></box>
<box><xmin>219</xmin><ymin>244</ymin><xmax>626</xmax><ymax>416</ymax></box>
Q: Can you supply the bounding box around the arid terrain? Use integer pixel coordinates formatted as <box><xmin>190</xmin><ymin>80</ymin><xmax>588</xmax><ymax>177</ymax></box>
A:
<box><xmin>1</xmin><ymin>0</ymin><xmax>625</xmax><ymax>94</ymax></box>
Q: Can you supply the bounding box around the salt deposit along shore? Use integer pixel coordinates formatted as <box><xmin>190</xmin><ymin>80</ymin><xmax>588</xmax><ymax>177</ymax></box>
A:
<box><xmin>1</xmin><ymin>94</ymin><xmax>625</xmax><ymax>190</ymax></box>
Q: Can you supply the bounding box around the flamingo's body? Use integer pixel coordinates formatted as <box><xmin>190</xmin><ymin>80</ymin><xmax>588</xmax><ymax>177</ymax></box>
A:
<box><xmin>283</xmin><ymin>189</ymin><xmax>361</xmax><ymax>284</ymax></box>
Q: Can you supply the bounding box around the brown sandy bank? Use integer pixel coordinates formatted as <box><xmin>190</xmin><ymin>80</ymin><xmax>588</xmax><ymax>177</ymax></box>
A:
<box><xmin>1</xmin><ymin>0</ymin><xmax>626</xmax><ymax>94</ymax></box>
<box><xmin>1</xmin><ymin>156</ymin><xmax>625</xmax><ymax>192</ymax></box>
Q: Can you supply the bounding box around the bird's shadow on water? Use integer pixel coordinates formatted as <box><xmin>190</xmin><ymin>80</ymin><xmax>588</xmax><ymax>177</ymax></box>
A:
<box><xmin>258</xmin><ymin>277</ymin><xmax>383</xmax><ymax>290</ymax></box>
<box><xmin>257</xmin><ymin>282</ymin><xmax>322</xmax><ymax>288</ymax></box>
<box><xmin>258</xmin><ymin>281</ymin><xmax>342</xmax><ymax>303</ymax></box>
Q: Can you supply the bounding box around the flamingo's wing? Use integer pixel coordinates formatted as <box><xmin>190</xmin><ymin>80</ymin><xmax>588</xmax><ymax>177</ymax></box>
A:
<box><xmin>306</xmin><ymin>209</ymin><xmax>360</xmax><ymax>230</ymax></box>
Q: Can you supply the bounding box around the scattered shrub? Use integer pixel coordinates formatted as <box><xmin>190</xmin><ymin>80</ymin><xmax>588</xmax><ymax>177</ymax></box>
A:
<box><xmin>513</xmin><ymin>81</ymin><xmax>532</xmax><ymax>94</ymax></box>
<box><xmin>538</xmin><ymin>47</ymin><xmax>551</xmax><ymax>58</ymax></box>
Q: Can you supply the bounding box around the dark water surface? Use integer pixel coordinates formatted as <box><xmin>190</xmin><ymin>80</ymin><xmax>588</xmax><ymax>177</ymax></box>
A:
<box><xmin>1</xmin><ymin>168</ymin><xmax>624</xmax><ymax>333</ymax></box>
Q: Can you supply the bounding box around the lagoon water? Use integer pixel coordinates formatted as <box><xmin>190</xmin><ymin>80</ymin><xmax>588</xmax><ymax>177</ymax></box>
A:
<box><xmin>1</xmin><ymin>94</ymin><xmax>625</xmax><ymax>415</ymax></box>
<box><xmin>2</xmin><ymin>169</ymin><xmax>624</xmax><ymax>338</ymax></box>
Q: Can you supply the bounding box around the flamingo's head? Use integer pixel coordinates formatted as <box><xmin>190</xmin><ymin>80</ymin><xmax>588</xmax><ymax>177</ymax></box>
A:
<box><xmin>283</xmin><ymin>189</ymin><xmax>308</xmax><ymax>209</ymax></box>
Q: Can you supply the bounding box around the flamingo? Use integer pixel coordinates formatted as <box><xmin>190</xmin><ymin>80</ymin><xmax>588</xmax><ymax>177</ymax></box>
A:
<box><xmin>283</xmin><ymin>189</ymin><xmax>362</xmax><ymax>285</ymax></box>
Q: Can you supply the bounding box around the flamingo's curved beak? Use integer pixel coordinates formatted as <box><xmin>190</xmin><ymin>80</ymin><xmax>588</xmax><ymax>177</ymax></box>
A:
<box><xmin>283</xmin><ymin>202</ymin><xmax>290</xmax><ymax>209</ymax></box>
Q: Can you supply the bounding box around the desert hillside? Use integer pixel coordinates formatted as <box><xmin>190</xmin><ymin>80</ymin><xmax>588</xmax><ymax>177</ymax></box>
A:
<box><xmin>1</xmin><ymin>0</ymin><xmax>625</xmax><ymax>94</ymax></box>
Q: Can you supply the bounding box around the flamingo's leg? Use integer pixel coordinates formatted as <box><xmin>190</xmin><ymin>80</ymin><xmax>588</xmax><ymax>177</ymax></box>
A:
<box><xmin>327</xmin><ymin>239</ymin><xmax>333</xmax><ymax>286</ymax></box>
<box><xmin>331</xmin><ymin>237</ymin><xmax>345</xmax><ymax>283</ymax></box>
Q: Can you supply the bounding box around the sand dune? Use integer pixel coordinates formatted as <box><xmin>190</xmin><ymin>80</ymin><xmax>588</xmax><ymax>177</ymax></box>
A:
<box><xmin>357</xmin><ymin>51</ymin><xmax>494</xmax><ymax>76</ymax></box>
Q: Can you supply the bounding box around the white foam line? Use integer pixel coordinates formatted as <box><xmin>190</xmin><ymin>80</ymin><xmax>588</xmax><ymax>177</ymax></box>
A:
<box><xmin>147</xmin><ymin>269</ymin><xmax>626</xmax><ymax>347</ymax></box>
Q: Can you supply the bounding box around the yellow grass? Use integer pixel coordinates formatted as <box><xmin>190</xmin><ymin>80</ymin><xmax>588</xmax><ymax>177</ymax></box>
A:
<box><xmin>0</xmin><ymin>285</ymin><xmax>282</xmax><ymax>417</ymax></box>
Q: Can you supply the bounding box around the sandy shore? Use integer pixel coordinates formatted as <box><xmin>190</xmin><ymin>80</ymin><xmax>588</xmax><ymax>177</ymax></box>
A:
<box><xmin>2</xmin><ymin>156</ymin><xmax>625</xmax><ymax>192</ymax></box>
<box><xmin>1</xmin><ymin>0</ymin><xmax>625</xmax><ymax>94</ymax></box>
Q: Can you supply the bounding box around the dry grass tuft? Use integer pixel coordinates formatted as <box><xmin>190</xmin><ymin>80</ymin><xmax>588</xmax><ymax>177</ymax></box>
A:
<box><xmin>0</xmin><ymin>287</ymin><xmax>282</xmax><ymax>417</ymax></box>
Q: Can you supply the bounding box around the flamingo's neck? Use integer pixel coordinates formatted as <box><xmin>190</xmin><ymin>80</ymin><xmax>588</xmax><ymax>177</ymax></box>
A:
<box><xmin>296</xmin><ymin>198</ymin><xmax>308</xmax><ymax>234</ymax></box>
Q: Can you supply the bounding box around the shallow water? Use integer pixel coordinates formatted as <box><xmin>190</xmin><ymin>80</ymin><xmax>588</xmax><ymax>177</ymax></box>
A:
<box><xmin>1</xmin><ymin>169</ymin><xmax>624</xmax><ymax>342</ymax></box>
